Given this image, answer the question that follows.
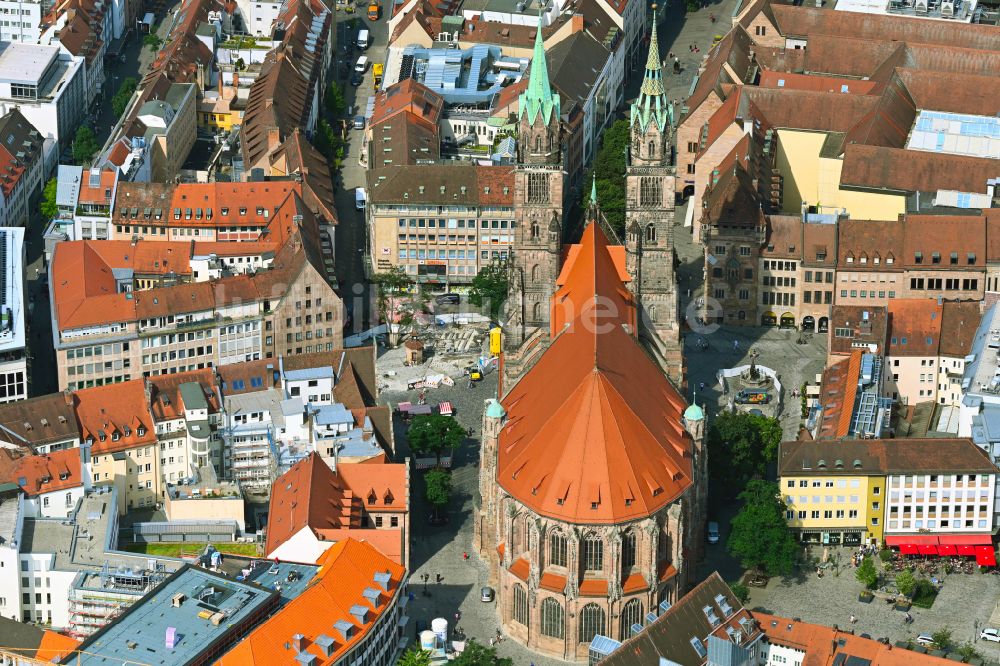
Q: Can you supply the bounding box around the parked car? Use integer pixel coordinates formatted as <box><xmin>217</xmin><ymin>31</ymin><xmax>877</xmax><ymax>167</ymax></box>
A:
<box><xmin>354</xmin><ymin>55</ymin><xmax>369</xmax><ymax>72</ymax></box>
<box><xmin>481</xmin><ymin>587</ymin><xmax>495</xmax><ymax>603</ymax></box>
<box><xmin>916</xmin><ymin>634</ymin><xmax>935</xmax><ymax>647</ymax></box>
<box><xmin>436</xmin><ymin>293</ymin><xmax>460</xmax><ymax>305</ymax></box>
<box><xmin>707</xmin><ymin>521</ymin><xmax>720</xmax><ymax>544</ymax></box>
<box><xmin>353</xmin><ymin>115</ymin><xmax>365</xmax><ymax>130</ymax></box>
<box><xmin>350</xmin><ymin>72</ymin><xmax>363</xmax><ymax>86</ymax></box>
<box><xmin>981</xmin><ymin>628</ymin><xmax>1000</xmax><ymax>642</ymax></box>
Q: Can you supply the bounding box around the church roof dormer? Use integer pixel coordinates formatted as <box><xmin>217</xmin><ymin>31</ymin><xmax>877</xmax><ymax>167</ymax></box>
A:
<box><xmin>630</xmin><ymin>6</ymin><xmax>671</xmax><ymax>134</ymax></box>
<box><xmin>519</xmin><ymin>19</ymin><xmax>561</xmax><ymax>125</ymax></box>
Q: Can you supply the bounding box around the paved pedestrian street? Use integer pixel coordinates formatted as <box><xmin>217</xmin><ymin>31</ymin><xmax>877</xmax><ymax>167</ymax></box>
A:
<box><xmin>748</xmin><ymin>547</ymin><xmax>1000</xmax><ymax>652</ymax></box>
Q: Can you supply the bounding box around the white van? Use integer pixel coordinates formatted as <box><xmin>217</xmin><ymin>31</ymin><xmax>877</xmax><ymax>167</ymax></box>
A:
<box><xmin>357</xmin><ymin>28</ymin><xmax>370</xmax><ymax>49</ymax></box>
<box><xmin>354</xmin><ymin>55</ymin><xmax>369</xmax><ymax>73</ymax></box>
<box><xmin>355</xmin><ymin>187</ymin><xmax>367</xmax><ymax>211</ymax></box>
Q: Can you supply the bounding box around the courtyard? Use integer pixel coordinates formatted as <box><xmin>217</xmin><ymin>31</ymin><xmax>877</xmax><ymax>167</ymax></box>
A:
<box><xmin>748</xmin><ymin>546</ymin><xmax>1000</xmax><ymax>652</ymax></box>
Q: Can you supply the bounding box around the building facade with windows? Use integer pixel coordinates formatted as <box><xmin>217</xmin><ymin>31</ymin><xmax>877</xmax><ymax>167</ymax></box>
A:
<box><xmin>366</xmin><ymin>164</ymin><xmax>515</xmax><ymax>286</ymax></box>
<box><xmin>778</xmin><ymin>440</ymin><xmax>885</xmax><ymax>546</ymax></box>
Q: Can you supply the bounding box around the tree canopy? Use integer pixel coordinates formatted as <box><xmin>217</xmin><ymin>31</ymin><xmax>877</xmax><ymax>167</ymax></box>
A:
<box><xmin>408</xmin><ymin>414</ymin><xmax>465</xmax><ymax>465</ymax></box>
<box><xmin>112</xmin><ymin>77</ymin><xmax>138</xmax><ymax>118</ymax></box>
<box><xmin>727</xmin><ymin>480</ymin><xmax>798</xmax><ymax>576</ymax></box>
<box><xmin>469</xmin><ymin>258</ymin><xmax>509</xmax><ymax>319</ymax></box>
<box><xmin>397</xmin><ymin>646</ymin><xmax>432</xmax><ymax>666</ymax></box>
<box><xmin>40</xmin><ymin>177</ymin><xmax>58</xmax><ymax>220</ymax></box>
<box><xmin>424</xmin><ymin>468</ymin><xmax>452</xmax><ymax>520</ymax></box>
<box><xmin>707</xmin><ymin>411</ymin><xmax>782</xmax><ymax>492</ymax></box>
<box><xmin>72</xmin><ymin>127</ymin><xmax>100</xmax><ymax>165</ymax></box>
<box><xmin>325</xmin><ymin>81</ymin><xmax>347</xmax><ymax>119</ymax></box>
<box><xmin>451</xmin><ymin>641</ymin><xmax>513</xmax><ymax>666</ymax></box>
<box><xmin>372</xmin><ymin>267</ymin><xmax>412</xmax><ymax>331</ymax></box>
<box><xmin>895</xmin><ymin>568</ymin><xmax>916</xmax><ymax>596</ymax></box>
<box><xmin>855</xmin><ymin>556</ymin><xmax>878</xmax><ymax>590</ymax></box>
<box><xmin>581</xmin><ymin>119</ymin><xmax>629</xmax><ymax>237</ymax></box>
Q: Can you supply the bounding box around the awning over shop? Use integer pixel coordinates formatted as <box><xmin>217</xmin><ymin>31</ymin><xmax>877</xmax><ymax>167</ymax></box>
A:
<box><xmin>899</xmin><ymin>544</ymin><xmax>919</xmax><ymax>555</ymax></box>
<box><xmin>976</xmin><ymin>546</ymin><xmax>997</xmax><ymax>567</ymax></box>
<box><xmin>938</xmin><ymin>535</ymin><xmax>992</xmax><ymax>546</ymax></box>
<box><xmin>938</xmin><ymin>544</ymin><xmax>958</xmax><ymax>556</ymax></box>
<box><xmin>885</xmin><ymin>535</ymin><xmax>939</xmax><ymax>546</ymax></box>
<box><xmin>917</xmin><ymin>544</ymin><xmax>938</xmax><ymax>556</ymax></box>
<box><xmin>958</xmin><ymin>545</ymin><xmax>977</xmax><ymax>556</ymax></box>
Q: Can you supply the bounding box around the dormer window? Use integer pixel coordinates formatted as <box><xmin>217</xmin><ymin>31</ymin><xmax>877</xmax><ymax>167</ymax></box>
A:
<box><xmin>112</xmin><ymin>431</ymin><xmax>120</xmax><ymax>441</ymax></box>
<box><xmin>137</xmin><ymin>427</ymin><xmax>146</xmax><ymax>436</ymax></box>
<box><xmin>846</xmin><ymin>252</ymin><xmax>854</xmax><ymax>264</ymax></box>
<box><xmin>98</xmin><ymin>432</ymin><xmax>106</xmax><ymax>442</ymax></box>
<box><xmin>367</xmin><ymin>491</ymin><xmax>377</xmax><ymax>505</ymax></box>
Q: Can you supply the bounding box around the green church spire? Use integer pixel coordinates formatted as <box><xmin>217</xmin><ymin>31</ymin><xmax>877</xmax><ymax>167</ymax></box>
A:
<box><xmin>519</xmin><ymin>19</ymin><xmax>561</xmax><ymax>125</ymax></box>
<box><xmin>590</xmin><ymin>173</ymin><xmax>598</xmax><ymax>208</ymax></box>
<box><xmin>630</xmin><ymin>6</ymin><xmax>671</xmax><ymax>133</ymax></box>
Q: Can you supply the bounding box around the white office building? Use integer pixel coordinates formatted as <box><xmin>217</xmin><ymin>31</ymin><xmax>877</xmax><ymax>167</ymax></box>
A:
<box><xmin>0</xmin><ymin>228</ymin><xmax>26</xmax><ymax>402</ymax></box>
<box><xmin>0</xmin><ymin>42</ymin><xmax>85</xmax><ymax>151</ymax></box>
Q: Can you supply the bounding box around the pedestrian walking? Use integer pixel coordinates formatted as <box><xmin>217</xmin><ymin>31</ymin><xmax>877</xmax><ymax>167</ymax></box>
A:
<box><xmin>463</xmin><ymin>551</ymin><xmax>469</xmax><ymax>561</ymax></box>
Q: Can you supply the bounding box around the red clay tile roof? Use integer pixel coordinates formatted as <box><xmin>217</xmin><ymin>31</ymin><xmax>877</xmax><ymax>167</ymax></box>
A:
<box><xmin>939</xmin><ymin>301</ymin><xmax>982</xmax><ymax>358</ymax></box>
<box><xmin>265</xmin><ymin>453</ymin><xmax>406</xmax><ymax>562</ymax></box>
<box><xmin>509</xmin><ymin>557</ymin><xmax>529</xmax><ymax>581</ymax></box>
<box><xmin>622</xmin><ymin>572</ymin><xmax>649</xmax><ymax>594</ymax></box>
<box><xmin>74</xmin><ymin>379</ymin><xmax>156</xmax><ymax>454</ymax></box>
<box><xmin>759</xmin><ymin>70</ymin><xmax>878</xmax><ymax>95</ymax></box>
<box><xmin>217</xmin><ymin>538</ymin><xmax>405</xmax><ymax>666</ymax></box>
<box><xmin>887</xmin><ymin>299</ymin><xmax>944</xmax><ymax>357</ymax></box>
<box><xmin>816</xmin><ymin>352</ymin><xmax>861</xmax><ymax>440</ymax></box>
<box><xmin>782</xmin><ymin>438</ymin><xmax>995</xmax><ymax>475</ymax></box>
<box><xmin>498</xmin><ymin>222</ymin><xmax>692</xmax><ymax>524</ymax></box>
<box><xmin>147</xmin><ymin>369</ymin><xmax>220</xmax><ymax>421</ymax></box>
<box><xmin>900</xmin><ymin>214</ymin><xmax>986</xmax><ymax>269</ymax></box>
<box><xmin>539</xmin><ymin>572</ymin><xmax>566</xmax><ymax>592</ymax></box>
<box><xmin>369</xmin><ymin>78</ymin><xmax>443</xmax><ymax>129</ymax></box>
<box><xmin>12</xmin><ymin>449</ymin><xmax>82</xmax><ymax>496</ymax></box>
<box><xmin>772</xmin><ymin>4</ymin><xmax>1000</xmax><ymax>50</ymax></box>
<box><xmin>36</xmin><ymin>630</ymin><xmax>79</xmax><ymax>664</ymax></box>
<box><xmin>842</xmin><ymin>144</ymin><xmax>1000</xmax><ymax>195</ymax></box>
<box><xmin>579</xmin><ymin>579</ymin><xmax>609</xmax><ymax>596</ymax></box>
<box><xmin>837</xmin><ymin>218</ymin><xmax>903</xmax><ymax>266</ymax></box>
<box><xmin>828</xmin><ymin>305</ymin><xmax>888</xmax><ymax>357</ymax></box>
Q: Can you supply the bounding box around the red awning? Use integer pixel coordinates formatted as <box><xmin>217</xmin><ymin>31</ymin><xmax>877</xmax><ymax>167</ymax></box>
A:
<box><xmin>900</xmin><ymin>544</ymin><xmax>919</xmax><ymax>555</ymax></box>
<box><xmin>958</xmin><ymin>545</ymin><xmax>977</xmax><ymax>556</ymax></box>
<box><xmin>938</xmin><ymin>544</ymin><xmax>958</xmax><ymax>556</ymax></box>
<box><xmin>938</xmin><ymin>535</ymin><xmax>993</xmax><ymax>546</ymax></box>
<box><xmin>885</xmin><ymin>535</ymin><xmax>939</xmax><ymax>546</ymax></box>
<box><xmin>917</xmin><ymin>544</ymin><xmax>938</xmax><ymax>556</ymax></box>
<box><xmin>976</xmin><ymin>546</ymin><xmax>997</xmax><ymax>567</ymax></box>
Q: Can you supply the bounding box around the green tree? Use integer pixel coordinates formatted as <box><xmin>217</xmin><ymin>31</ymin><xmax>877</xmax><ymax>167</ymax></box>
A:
<box><xmin>372</xmin><ymin>266</ymin><xmax>413</xmax><ymax>334</ymax></box>
<box><xmin>397</xmin><ymin>646</ymin><xmax>432</xmax><ymax>666</ymax></box>
<box><xmin>581</xmin><ymin>119</ymin><xmax>629</xmax><ymax>236</ymax></box>
<box><xmin>895</xmin><ymin>568</ymin><xmax>916</xmax><ymax>596</ymax></box>
<box><xmin>451</xmin><ymin>640</ymin><xmax>513</xmax><ymax>666</ymax></box>
<box><xmin>40</xmin><ymin>177</ymin><xmax>58</xmax><ymax>220</ymax></box>
<box><xmin>112</xmin><ymin>77</ymin><xmax>138</xmax><ymax>117</ymax></box>
<box><xmin>424</xmin><ymin>468</ymin><xmax>452</xmax><ymax>521</ymax></box>
<box><xmin>957</xmin><ymin>643</ymin><xmax>981</xmax><ymax>661</ymax></box>
<box><xmin>727</xmin><ymin>480</ymin><xmax>798</xmax><ymax>576</ymax></box>
<box><xmin>707</xmin><ymin>411</ymin><xmax>782</xmax><ymax>492</ymax></box>
<box><xmin>931</xmin><ymin>628</ymin><xmax>953</xmax><ymax>651</ymax></box>
<box><xmin>729</xmin><ymin>581</ymin><xmax>750</xmax><ymax>604</ymax></box>
<box><xmin>325</xmin><ymin>81</ymin><xmax>347</xmax><ymax>118</ymax></box>
<box><xmin>72</xmin><ymin>126</ymin><xmax>100</xmax><ymax>165</ymax></box>
<box><xmin>855</xmin><ymin>557</ymin><xmax>878</xmax><ymax>590</ymax></box>
<box><xmin>469</xmin><ymin>258</ymin><xmax>509</xmax><ymax>319</ymax></box>
<box><xmin>143</xmin><ymin>33</ymin><xmax>162</xmax><ymax>50</ymax></box>
<box><xmin>408</xmin><ymin>414</ymin><xmax>465</xmax><ymax>465</ymax></box>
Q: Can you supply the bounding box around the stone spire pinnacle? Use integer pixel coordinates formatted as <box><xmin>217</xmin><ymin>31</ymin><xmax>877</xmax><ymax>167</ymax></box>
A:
<box><xmin>630</xmin><ymin>5</ymin><xmax>670</xmax><ymax>133</ymax></box>
<box><xmin>519</xmin><ymin>17</ymin><xmax>561</xmax><ymax>125</ymax></box>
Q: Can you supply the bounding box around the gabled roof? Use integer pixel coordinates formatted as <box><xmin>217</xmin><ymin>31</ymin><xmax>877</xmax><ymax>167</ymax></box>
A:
<box><xmin>841</xmin><ymin>144</ymin><xmax>1000</xmax><ymax>194</ymax></box>
<box><xmin>216</xmin><ymin>539</ymin><xmax>405</xmax><ymax>666</ymax></box>
<box><xmin>887</xmin><ymin>299</ymin><xmax>944</xmax><ymax>357</ymax></box>
<box><xmin>0</xmin><ymin>393</ymin><xmax>80</xmax><ymax>448</ymax></box>
<box><xmin>683</xmin><ymin>25</ymin><xmax>755</xmax><ymax>120</ymax></box>
<box><xmin>73</xmin><ymin>379</ymin><xmax>156</xmax><ymax>454</ymax></box>
<box><xmin>11</xmin><ymin>448</ymin><xmax>82</xmax><ymax>496</ymax></box>
<box><xmin>837</xmin><ymin>218</ymin><xmax>903</xmax><ymax>267</ymax></box>
<box><xmin>771</xmin><ymin>4</ymin><xmax>1000</xmax><ymax>51</ymax></box>
<box><xmin>241</xmin><ymin>53</ymin><xmax>311</xmax><ymax>169</ymax></box>
<box><xmin>939</xmin><ymin>301</ymin><xmax>982</xmax><ymax>358</ymax></box>
<box><xmin>498</xmin><ymin>222</ymin><xmax>692</xmax><ymax>524</ymax></box>
<box><xmin>147</xmin><ymin>368</ymin><xmax>220</xmax><ymax>421</ymax></box>
<box><xmin>269</xmin><ymin>130</ymin><xmax>337</xmax><ymax>225</ymax></box>
<box><xmin>780</xmin><ymin>438</ymin><xmax>996</xmax><ymax>475</ymax></box>
<box><xmin>265</xmin><ymin>454</ymin><xmax>406</xmax><ymax>561</ymax></box>
<box><xmin>900</xmin><ymin>214</ymin><xmax>986</xmax><ymax>269</ymax></box>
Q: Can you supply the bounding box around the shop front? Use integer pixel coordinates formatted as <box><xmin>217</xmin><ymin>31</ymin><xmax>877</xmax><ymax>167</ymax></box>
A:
<box><xmin>885</xmin><ymin>534</ymin><xmax>996</xmax><ymax>565</ymax></box>
<box><xmin>799</xmin><ymin>529</ymin><xmax>866</xmax><ymax>546</ymax></box>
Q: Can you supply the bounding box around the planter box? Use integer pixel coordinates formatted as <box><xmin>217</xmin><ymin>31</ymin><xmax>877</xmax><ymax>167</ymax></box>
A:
<box><xmin>894</xmin><ymin>602</ymin><xmax>911</xmax><ymax>612</ymax></box>
<box><xmin>858</xmin><ymin>593</ymin><xmax>874</xmax><ymax>603</ymax></box>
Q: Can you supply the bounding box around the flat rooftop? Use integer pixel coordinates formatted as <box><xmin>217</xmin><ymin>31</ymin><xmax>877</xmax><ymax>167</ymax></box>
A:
<box><xmin>68</xmin><ymin>565</ymin><xmax>278</xmax><ymax>665</ymax></box>
<box><xmin>0</xmin><ymin>42</ymin><xmax>58</xmax><ymax>86</ymax></box>
<box><xmin>908</xmin><ymin>110</ymin><xmax>1000</xmax><ymax>160</ymax></box>
<box><xmin>962</xmin><ymin>303</ymin><xmax>1000</xmax><ymax>398</ymax></box>
<box><xmin>0</xmin><ymin>496</ymin><xmax>18</xmax><ymax>546</ymax></box>
<box><xmin>229</xmin><ymin>558</ymin><xmax>320</xmax><ymax>605</ymax></box>
<box><xmin>834</xmin><ymin>0</ymin><xmax>978</xmax><ymax>20</ymax></box>
<box><xmin>20</xmin><ymin>491</ymin><xmax>113</xmax><ymax>569</ymax></box>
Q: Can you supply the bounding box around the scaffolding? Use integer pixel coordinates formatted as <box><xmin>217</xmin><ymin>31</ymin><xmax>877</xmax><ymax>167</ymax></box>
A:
<box><xmin>67</xmin><ymin>561</ymin><xmax>172</xmax><ymax>638</ymax></box>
